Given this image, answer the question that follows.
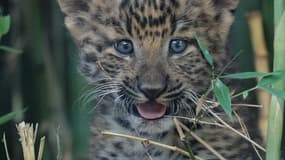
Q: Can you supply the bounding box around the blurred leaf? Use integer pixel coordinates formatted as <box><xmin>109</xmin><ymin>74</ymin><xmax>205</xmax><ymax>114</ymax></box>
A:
<box><xmin>214</xmin><ymin>79</ymin><xmax>232</xmax><ymax>119</ymax></box>
<box><xmin>258</xmin><ymin>71</ymin><xmax>285</xmax><ymax>87</ymax></box>
<box><xmin>223</xmin><ymin>70</ymin><xmax>285</xmax><ymax>79</ymax></box>
<box><xmin>0</xmin><ymin>45</ymin><xmax>22</xmax><ymax>54</ymax></box>
<box><xmin>0</xmin><ymin>112</ymin><xmax>16</xmax><ymax>126</ymax></box>
<box><xmin>0</xmin><ymin>15</ymin><xmax>10</xmax><ymax>39</ymax></box>
<box><xmin>0</xmin><ymin>108</ymin><xmax>27</xmax><ymax>126</ymax></box>
<box><xmin>195</xmin><ymin>36</ymin><xmax>214</xmax><ymax>67</ymax></box>
<box><xmin>259</xmin><ymin>86</ymin><xmax>285</xmax><ymax>100</ymax></box>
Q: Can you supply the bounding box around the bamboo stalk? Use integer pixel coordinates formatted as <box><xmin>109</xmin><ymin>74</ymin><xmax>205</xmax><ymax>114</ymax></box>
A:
<box><xmin>16</xmin><ymin>122</ymin><xmax>36</xmax><ymax>160</ymax></box>
<box><xmin>247</xmin><ymin>11</ymin><xmax>270</xmax><ymax>140</ymax></box>
<box><xmin>37</xmin><ymin>137</ymin><xmax>46</xmax><ymax>160</ymax></box>
<box><xmin>16</xmin><ymin>122</ymin><xmax>46</xmax><ymax>160</ymax></box>
<box><xmin>266</xmin><ymin>2</ymin><xmax>285</xmax><ymax>159</ymax></box>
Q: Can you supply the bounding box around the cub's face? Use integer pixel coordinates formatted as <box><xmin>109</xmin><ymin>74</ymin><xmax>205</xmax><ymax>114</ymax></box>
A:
<box><xmin>58</xmin><ymin>0</ymin><xmax>238</xmax><ymax>132</ymax></box>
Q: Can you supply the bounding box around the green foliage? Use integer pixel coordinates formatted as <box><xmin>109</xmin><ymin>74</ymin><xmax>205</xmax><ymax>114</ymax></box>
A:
<box><xmin>196</xmin><ymin>36</ymin><xmax>285</xmax><ymax>120</ymax></box>
<box><xmin>214</xmin><ymin>79</ymin><xmax>232</xmax><ymax>119</ymax></box>
<box><xmin>258</xmin><ymin>71</ymin><xmax>285</xmax><ymax>87</ymax></box>
<box><xmin>195</xmin><ymin>36</ymin><xmax>214</xmax><ymax>67</ymax></box>
<box><xmin>222</xmin><ymin>70</ymin><xmax>285</xmax><ymax>80</ymax></box>
<box><xmin>222</xmin><ymin>72</ymin><xmax>272</xmax><ymax>79</ymax></box>
<box><xmin>0</xmin><ymin>112</ymin><xmax>16</xmax><ymax>126</ymax></box>
<box><xmin>0</xmin><ymin>45</ymin><xmax>22</xmax><ymax>54</ymax></box>
<box><xmin>0</xmin><ymin>15</ymin><xmax>10</xmax><ymax>39</ymax></box>
<box><xmin>0</xmin><ymin>14</ymin><xmax>21</xmax><ymax>54</ymax></box>
<box><xmin>0</xmin><ymin>109</ymin><xmax>26</xmax><ymax>126</ymax></box>
<box><xmin>223</xmin><ymin>70</ymin><xmax>285</xmax><ymax>100</ymax></box>
<box><xmin>266</xmin><ymin>2</ymin><xmax>285</xmax><ymax>158</ymax></box>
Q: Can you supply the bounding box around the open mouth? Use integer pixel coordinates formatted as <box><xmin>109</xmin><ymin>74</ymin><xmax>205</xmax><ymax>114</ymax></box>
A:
<box><xmin>134</xmin><ymin>102</ymin><xmax>167</xmax><ymax>120</ymax></box>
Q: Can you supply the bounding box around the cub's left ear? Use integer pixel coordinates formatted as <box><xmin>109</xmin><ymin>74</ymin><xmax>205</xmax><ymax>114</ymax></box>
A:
<box><xmin>212</xmin><ymin>0</ymin><xmax>239</xmax><ymax>10</ymax></box>
<box><xmin>57</xmin><ymin>0</ymin><xmax>89</xmax><ymax>15</ymax></box>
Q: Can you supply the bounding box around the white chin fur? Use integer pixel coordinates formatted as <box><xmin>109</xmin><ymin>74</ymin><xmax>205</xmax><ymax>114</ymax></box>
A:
<box><xmin>129</xmin><ymin>115</ymin><xmax>174</xmax><ymax>134</ymax></box>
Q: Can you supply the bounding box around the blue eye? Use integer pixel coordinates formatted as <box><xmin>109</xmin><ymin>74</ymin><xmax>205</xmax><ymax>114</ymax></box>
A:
<box><xmin>169</xmin><ymin>39</ymin><xmax>188</xmax><ymax>54</ymax></box>
<box><xmin>114</xmin><ymin>39</ymin><xmax>134</xmax><ymax>55</ymax></box>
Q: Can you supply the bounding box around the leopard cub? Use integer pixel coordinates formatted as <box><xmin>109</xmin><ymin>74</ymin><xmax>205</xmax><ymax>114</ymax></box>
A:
<box><xmin>58</xmin><ymin>0</ymin><xmax>261</xmax><ymax>159</ymax></box>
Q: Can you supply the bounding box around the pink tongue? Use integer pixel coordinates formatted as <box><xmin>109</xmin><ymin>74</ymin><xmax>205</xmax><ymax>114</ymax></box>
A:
<box><xmin>136</xmin><ymin>102</ymin><xmax>166</xmax><ymax>120</ymax></box>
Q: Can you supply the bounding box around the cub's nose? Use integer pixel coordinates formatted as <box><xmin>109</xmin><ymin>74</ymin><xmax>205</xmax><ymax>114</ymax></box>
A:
<box><xmin>138</xmin><ymin>84</ymin><xmax>167</xmax><ymax>100</ymax></box>
<box><xmin>136</xmin><ymin>67</ymin><xmax>169</xmax><ymax>100</ymax></box>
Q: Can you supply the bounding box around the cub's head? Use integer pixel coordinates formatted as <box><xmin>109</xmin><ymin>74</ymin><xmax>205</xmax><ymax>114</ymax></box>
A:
<box><xmin>58</xmin><ymin>0</ymin><xmax>238</xmax><ymax>133</ymax></box>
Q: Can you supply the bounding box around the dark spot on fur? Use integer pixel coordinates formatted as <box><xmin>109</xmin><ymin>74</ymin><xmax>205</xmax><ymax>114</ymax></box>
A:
<box><xmin>140</xmin><ymin>5</ymin><xmax>145</xmax><ymax>12</ymax></box>
<box><xmin>83</xmin><ymin>53</ymin><xmax>97</xmax><ymax>63</ymax></box>
<box><xmin>110</xmin><ymin>153</ymin><xmax>118</xmax><ymax>157</ymax></box>
<box><xmin>154</xmin><ymin>31</ymin><xmax>160</xmax><ymax>36</ymax></box>
<box><xmin>154</xmin><ymin>150</ymin><xmax>163</xmax><ymax>157</ymax></box>
<box><xmin>153</xmin><ymin>0</ymin><xmax>158</xmax><ymax>10</ymax></box>
<box><xmin>80</xmin><ymin>64</ymin><xmax>93</xmax><ymax>76</ymax></box>
<box><xmin>160</xmin><ymin>131</ymin><xmax>169</xmax><ymax>138</ymax></box>
<box><xmin>159</xmin><ymin>0</ymin><xmax>165</xmax><ymax>11</ymax></box>
<box><xmin>68</xmin><ymin>1</ymin><xmax>90</xmax><ymax>13</ymax></box>
<box><xmin>126</xmin><ymin>16</ymin><xmax>133</xmax><ymax>36</ymax></box>
<box><xmin>120</xmin><ymin>0</ymin><xmax>130</xmax><ymax>9</ymax></box>
<box><xmin>115</xmin><ymin>117</ymin><xmax>132</xmax><ymax>130</ymax></box>
<box><xmin>214</xmin><ymin>13</ymin><xmax>222</xmax><ymax>21</ymax></box>
<box><xmin>134</xmin><ymin>0</ymin><xmax>139</xmax><ymax>8</ymax></box>
<box><xmin>170</xmin><ymin>0</ymin><xmax>180</xmax><ymax>8</ymax></box>
<box><xmin>140</xmin><ymin>16</ymin><xmax>148</xmax><ymax>28</ymax></box>
<box><xmin>113</xmin><ymin>142</ymin><xmax>123</xmax><ymax>150</ymax></box>
<box><xmin>161</xmin><ymin>28</ymin><xmax>168</xmax><ymax>37</ymax></box>
<box><xmin>170</xmin><ymin>15</ymin><xmax>177</xmax><ymax>34</ymax></box>
<box><xmin>95</xmin><ymin>44</ymin><xmax>103</xmax><ymax>52</ymax></box>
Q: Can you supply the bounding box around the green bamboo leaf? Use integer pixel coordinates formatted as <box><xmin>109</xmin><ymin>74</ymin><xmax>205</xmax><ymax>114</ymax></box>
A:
<box><xmin>0</xmin><ymin>45</ymin><xmax>22</xmax><ymax>54</ymax></box>
<box><xmin>195</xmin><ymin>36</ymin><xmax>214</xmax><ymax>67</ymax></box>
<box><xmin>0</xmin><ymin>15</ymin><xmax>10</xmax><ymax>39</ymax></box>
<box><xmin>258</xmin><ymin>71</ymin><xmax>285</xmax><ymax>87</ymax></box>
<box><xmin>0</xmin><ymin>112</ymin><xmax>16</xmax><ymax>126</ymax></box>
<box><xmin>259</xmin><ymin>86</ymin><xmax>285</xmax><ymax>100</ymax></box>
<box><xmin>214</xmin><ymin>79</ymin><xmax>232</xmax><ymax>118</ymax></box>
<box><xmin>0</xmin><ymin>108</ymin><xmax>27</xmax><ymax>126</ymax></box>
<box><xmin>222</xmin><ymin>72</ymin><xmax>269</xmax><ymax>79</ymax></box>
<box><xmin>222</xmin><ymin>70</ymin><xmax>285</xmax><ymax>79</ymax></box>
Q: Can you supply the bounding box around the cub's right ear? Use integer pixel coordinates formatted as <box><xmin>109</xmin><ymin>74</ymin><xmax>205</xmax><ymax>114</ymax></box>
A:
<box><xmin>57</xmin><ymin>0</ymin><xmax>89</xmax><ymax>15</ymax></box>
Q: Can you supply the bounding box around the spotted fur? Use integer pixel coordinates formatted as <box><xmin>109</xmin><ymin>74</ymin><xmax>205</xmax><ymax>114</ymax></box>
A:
<box><xmin>58</xmin><ymin>0</ymin><xmax>261</xmax><ymax>159</ymax></box>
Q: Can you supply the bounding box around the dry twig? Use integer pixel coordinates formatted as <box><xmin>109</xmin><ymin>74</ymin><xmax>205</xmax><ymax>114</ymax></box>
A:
<box><xmin>174</xmin><ymin>117</ymin><xmax>186</xmax><ymax>141</ymax></box>
<box><xmin>233</xmin><ymin>111</ymin><xmax>263</xmax><ymax>160</ymax></box>
<box><xmin>174</xmin><ymin>119</ymin><xmax>226</xmax><ymax>160</ymax></box>
<box><xmin>169</xmin><ymin>116</ymin><xmax>225</xmax><ymax>128</ymax></box>
<box><xmin>207</xmin><ymin>110</ymin><xmax>266</xmax><ymax>152</ymax></box>
<box><xmin>17</xmin><ymin>122</ymin><xmax>36</xmax><ymax>160</ymax></box>
<box><xmin>101</xmin><ymin>130</ymin><xmax>204</xmax><ymax>160</ymax></box>
<box><xmin>37</xmin><ymin>137</ymin><xmax>46</xmax><ymax>160</ymax></box>
<box><xmin>2</xmin><ymin>133</ymin><xmax>11</xmax><ymax>160</ymax></box>
<box><xmin>16</xmin><ymin>122</ymin><xmax>46</xmax><ymax>160</ymax></box>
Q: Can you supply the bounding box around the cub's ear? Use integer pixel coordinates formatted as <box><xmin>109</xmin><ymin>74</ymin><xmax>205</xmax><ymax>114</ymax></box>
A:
<box><xmin>212</xmin><ymin>0</ymin><xmax>239</xmax><ymax>10</ymax></box>
<box><xmin>57</xmin><ymin>0</ymin><xmax>89</xmax><ymax>15</ymax></box>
